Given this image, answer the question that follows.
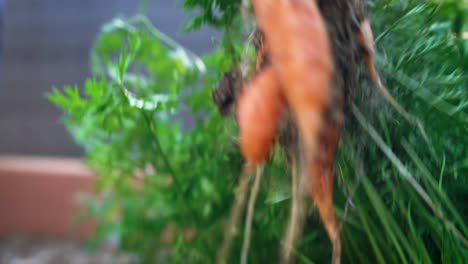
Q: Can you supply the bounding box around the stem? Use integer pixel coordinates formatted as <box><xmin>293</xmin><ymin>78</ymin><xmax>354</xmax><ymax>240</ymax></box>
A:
<box><xmin>141</xmin><ymin>110</ymin><xmax>198</xmax><ymax>221</ymax></box>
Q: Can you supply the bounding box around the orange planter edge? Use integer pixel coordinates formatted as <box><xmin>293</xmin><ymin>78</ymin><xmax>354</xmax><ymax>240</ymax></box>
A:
<box><xmin>0</xmin><ymin>156</ymin><xmax>97</xmax><ymax>239</ymax></box>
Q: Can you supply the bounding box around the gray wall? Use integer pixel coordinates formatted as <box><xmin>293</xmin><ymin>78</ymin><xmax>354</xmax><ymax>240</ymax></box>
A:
<box><xmin>0</xmin><ymin>0</ymin><xmax>219</xmax><ymax>156</ymax></box>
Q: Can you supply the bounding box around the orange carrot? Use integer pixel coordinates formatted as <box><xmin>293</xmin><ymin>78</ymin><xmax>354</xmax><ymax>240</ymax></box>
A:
<box><xmin>310</xmin><ymin>111</ymin><xmax>343</xmax><ymax>264</ymax></box>
<box><xmin>217</xmin><ymin>67</ymin><xmax>284</xmax><ymax>264</ymax></box>
<box><xmin>252</xmin><ymin>0</ymin><xmax>333</xmax><ymax>156</ymax></box>
<box><xmin>357</xmin><ymin>18</ymin><xmax>428</xmax><ymax>142</ymax></box>
<box><xmin>223</xmin><ymin>1</ymin><xmax>341</xmax><ymax>262</ymax></box>
<box><xmin>252</xmin><ymin>0</ymin><xmax>338</xmax><ymax>262</ymax></box>
<box><xmin>236</xmin><ymin>67</ymin><xmax>284</xmax><ymax>165</ymax></box>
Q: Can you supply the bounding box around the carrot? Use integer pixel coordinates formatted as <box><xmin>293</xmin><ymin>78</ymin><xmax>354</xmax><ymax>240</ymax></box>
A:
<box><xmin>310</xmin><ymin>111</ymin><xmax>343</xmax><ymax>264</ymax></box>
<box><xmin>252</xmin><ymin>0</ymin><xmax>337</xmax><ymax>262</ymax></box>
<box><xmin>357</xmin><ymin>18</ymin><xmax>375</xmax><ymax>56</ymax></box>
<box><xmin>357</xmin><ymin>18</ymin><xmax>428</xmax><ymax>142</ymax></box>
<box><xmin>252</xmin><ymin>0</ymin><xmax>333</xmax><ymax>154</ymax></box>
<box><xmin>236</xmin><ymin>67</ymin><xmax>285</xmax><ymax>165</ymax></box>
<box><xmin>235</xmin><ymin>67</ymin><xmax>284</xmax><ymax>263</ymax></box>
<box><xmin>218</xmin><ymin>67</ymin><xmax>284</xmax><ymax>264</ymax></box>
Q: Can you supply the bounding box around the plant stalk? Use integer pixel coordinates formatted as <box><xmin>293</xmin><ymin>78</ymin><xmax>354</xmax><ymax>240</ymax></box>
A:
<box><xmin>142</xmin><ymin>110</ymin><xmax>199</xmax><ymax>222</ymax></box>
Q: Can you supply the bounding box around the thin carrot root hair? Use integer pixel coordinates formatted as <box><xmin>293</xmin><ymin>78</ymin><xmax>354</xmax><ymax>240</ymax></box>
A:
<box><xmin>365</xmin><ymin>55</ymin><xmax>428</xmax><ymax>142</ymax></box>
<box><xmin>358</xmin><ymin>19</ymin><xmax>428</xmax><ymax>142</ymax></box>
<box><xmin>281</xmin><ymin>154</ymin><xmax>307</xmax><ymax>264</ymax></box>
<box><xmin>217</xmin><ymin>163</ymin><xmax>255</xmax><ymax>264</ymax></box>
<box><xmin>240</xmin><ymin>165</ymin><xmax>265</xmax><ymax>264</ymax></box>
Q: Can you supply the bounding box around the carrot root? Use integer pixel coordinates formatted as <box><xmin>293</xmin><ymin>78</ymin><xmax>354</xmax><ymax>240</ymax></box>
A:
<box><xmin>241</xmin><ymin>165</ymin><xmax>265</xmax><ymax>264</ymax></box>
<box><xmin>310</xmin><ymin>114</ymin><xmax>343</xmax><ymax>264</ymax></box>
<box><xmin>281</xmin><ymin>155</ymin><xmax>307</xmax><ymax>264</ymax></box>
<box><xmin>217</xmin><ymin>164</ymin><xmax>255</xmax><ymax>264</ymax></box>
<box><xmin>236</xmin><ymin>67</ymin><xmax>284</xmax><ymax>164</ymax></box>
<box><xmin>358</xmin><ymin>19</ymin><xmax>428</xmax><ymax>143</ymax></box>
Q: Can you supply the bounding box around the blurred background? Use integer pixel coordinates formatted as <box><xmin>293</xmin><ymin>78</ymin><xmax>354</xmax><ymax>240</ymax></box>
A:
<box><xmin>0</xmin><ymin>1</ymin><xmax>218</xmax><ymax>262</ymax></box>
<box><xmin>0</xmin><ymin>0</ymin><xmax>218</xmax><ymax>156</ymax></box>
<box><xmin>1</xmin><ymin>1</ymin><xmax>466</xmax><ymax>263</ymax></box>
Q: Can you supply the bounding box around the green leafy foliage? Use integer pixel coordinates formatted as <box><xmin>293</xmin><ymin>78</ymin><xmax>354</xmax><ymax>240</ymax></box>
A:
<box><xmin>333</xmin><ymin>0</ymin><xmax>468</xmax><ymax>262</ymax></box>
<box><xmin>182</xmin><ymin>0</ymin><xmax>242</xmax><ymax>30</ymax></box>
<box><xmin>48</xmin><ymin>0</ymin><xmax>468</xmax><ymax>263</ymax></box>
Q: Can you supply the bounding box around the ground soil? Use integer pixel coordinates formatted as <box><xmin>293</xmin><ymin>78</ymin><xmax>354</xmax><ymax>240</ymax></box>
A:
<box><xmin>0</xmin><ymin>236</ymin><xmax>133</xmax><ymax>264</ymax></box>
